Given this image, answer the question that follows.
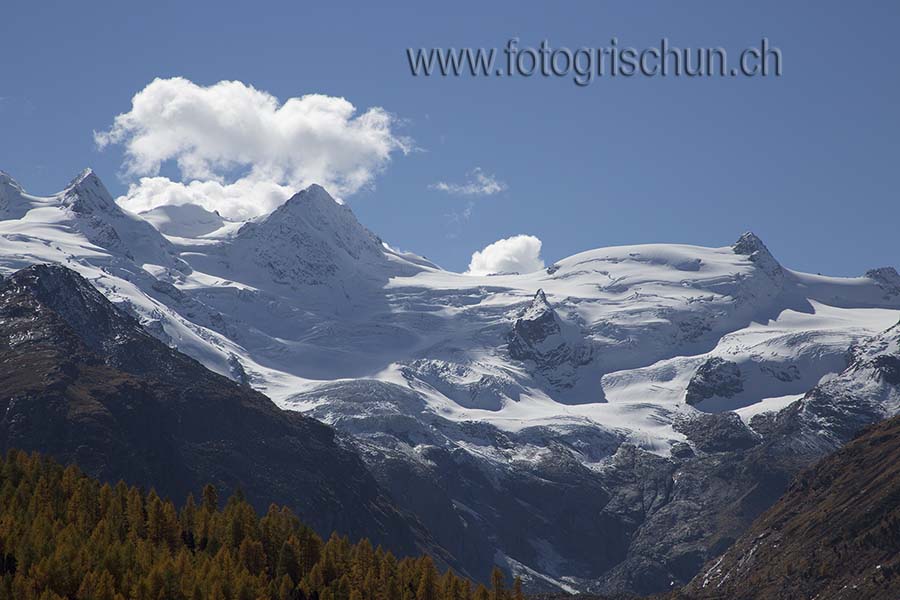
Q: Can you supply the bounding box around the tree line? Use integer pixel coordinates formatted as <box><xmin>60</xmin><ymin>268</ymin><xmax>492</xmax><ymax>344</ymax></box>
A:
<box><xmin>0</xmin><ymin>450</ymin><xmax>525</xmax><ymax>600</ymax></box>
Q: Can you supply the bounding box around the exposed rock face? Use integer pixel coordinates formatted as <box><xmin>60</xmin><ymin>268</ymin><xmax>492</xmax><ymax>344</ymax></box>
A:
<box><xmin>732</xmin><ymin>231</ymin><xmax>783</xmax><ymax>281</ymax></box>
<box><xmin>508</xmin><ymin>289</ymin><xmax>591</xmax><ymax>387</ymax></box>
<box><xmin>731</xmin><ymin>232</ymin><xmax>785</xmax><ymax>308</ymax></box>
<box><xmin>759</xmin><ymin>321</ymin><xmax>900</xmax><ymax>456</ymax></box>
<box><xmin>289</xmin><ymin>378</ymin><xmax>627</xmax><ymax>586</ymax></box>
<box><xmin>867</xmin><ymin>266</ymin><xmax>900</xmax><ymax>299</ymax></box>
<box><xmin>587</xmin><ymin>414</ymin><xmax>791</xmax><ymax>595</ymax></box>
<box><xmin>851</xmin><ymin>321</ymin><xmax>900</xmax><ymax>385</ymax></box>
<box><xmin>294</xmin><ymin>349</ymin><xmax>899</xmax><ymax>597</ymax></box>
<box><xmin>679</xmin><ymin>413</ymin><xmax>900</xmax><ymax>600</ymax></box>
<box><xmin>0</xmin><ymin>264</ymin><xmax>430</xmax><ymax>559</ymax></box>
<box><xmin>509</xmin><ymin>290</ymin><xmax>561</xmax><ymax>359</ymax></box>
<box><xmin>583</xmin><ymin>324</ymin><xmax>900</xmax><ymax>595</ymax></box>
<box><xmin>871</xmin><ymin>354</ymin><xmax>900</xmax><ymax>384</ymax></box>
<box><xmin>228</xmin><ymin>352</ymin><xmax>251</xmax><ymax>386</ymax></box>
<box><xmin>674</xmin><ymin>412</ymin><xmax>758</xmax><ymax>453</ymax></box>
<box><xmin>684</xmin><ymin>358</ymin><xmax>744</xmax><ymax>406</ymax></box>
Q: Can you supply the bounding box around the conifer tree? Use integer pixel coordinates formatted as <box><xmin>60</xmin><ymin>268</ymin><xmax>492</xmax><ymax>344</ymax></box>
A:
<box><xmin>512</xmin><ymin>576</ymin><xmax>524</xmax><ymax>600</ymax></box>
<box><xmin>201</xmin><ymin>484</ymin><xmax>218</xmax><ymax>514</ymax></box>
<box><xmin>0</xmin><ymin>449</ymin><xmax>495</xmax><ymax>600</ymax></box>
<box><xmin>490</xmin><ymin>567</ymin><xmax>507</xmax><ymax>600</ymax></box>
<box><xmin>276</xmin><ymin>537</ymin><xmax>302</xmax><ymax>585</ymax></box>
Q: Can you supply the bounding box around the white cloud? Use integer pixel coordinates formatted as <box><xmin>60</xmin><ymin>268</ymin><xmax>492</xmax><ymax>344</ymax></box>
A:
<box><xmin>113</xmin><ymin>176</ymin><xmax>295</xmax><ymax>220</ymax></box>
<box><xmin>430</xmin><ymin>167</ymin><xmax>507</xmax><ymax>196</ymax></box>
<box><xmin>466</xmin><ymin>234</ymin><xmax>545</xmax><ymax>275</ymax></box>
<box><xmin>446</xmin><ymin>200</ymin><xmax>475</xmax><ymax>225</ymax></box>
<box><xmin>95</xmin><ymin>77</ymin><xmax>411</xmax><ymax>219</ymax></box>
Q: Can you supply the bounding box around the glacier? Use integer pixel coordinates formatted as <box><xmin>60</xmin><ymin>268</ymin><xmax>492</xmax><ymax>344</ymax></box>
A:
<box><xmin>1</xmin><ymin>168</ymin><xmax>899</xmax><ymax>591</ymax></box>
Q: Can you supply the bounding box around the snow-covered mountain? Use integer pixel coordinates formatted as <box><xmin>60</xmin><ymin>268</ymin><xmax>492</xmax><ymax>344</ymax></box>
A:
<box><xmin>0</xmin><ymin>263</ymin><xmax>429</xmax><ymax>556</ymax></box>
<box><xmin>1</xmin><ymin>168</ymin><xmax>898</xmax><ymax>592</ymax></box>
<box><xmin>679</xmin><ymin>326</ymin><xmax>900</xmax><ymax>599</ymax></box>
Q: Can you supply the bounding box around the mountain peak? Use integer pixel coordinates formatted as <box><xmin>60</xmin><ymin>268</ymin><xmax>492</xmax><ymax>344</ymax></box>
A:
<box><xmin>4</xmin><ymin>263</ymin><xmax>206</xmax><ymax>377</ymax></box>
<box><xmin>732</xmin><ymin>231</ymin><xmax>769</xmax><ymax>255</ymax></box>
<box><xmin>515</xmin><ymin>288</ymin><xmax>555</xmax><ymax>323</ymax></box>
<box><xmin>51</xmin><ymin>169</ymin><xmax>178</xmax><ymax>266</ymax></box>
<box><xmin>12</xmin><ymin>262</ymin><xmax>94</xmax><ymax>288</ymax></box>
<box><xmin>61</xmin><ymin>168</ymin><xmax>117</xmax><ymax>214</ymax></box>
<box><xmin>531</xmin><ymin>288</ymin><xmax>551</xmax><ymax>309</ymax></box>
<box><xmin>510</xmin><ymin>290</ymin><xmax>561</xmax><ymax>357</ymax></box>
<box><xmin>234</xmin><ymin>184</ymin><xmax>385</xmax><ymax>286</ymax></box>
<box><xmin>8</xmin><ymin>263</ymin><xmax>137</xmax><ymax>338</ymax></box>
<box><xmin>252</xmin><ymin>183</ymin><xmax>381</xmax><ymax>251</ymax></box>
<box><xmin>298</xmin><ymin>182</ymin><xmax>330</xmax><ymax>197</ymax></box>
<box><xmin>0</xmin><ymin>170</ymin><xmax>27</xmax><ymax>215</ymax></box>
<box><xmin>65</xmin><ymin>167</ymin><xmax>98</xmax><ymax>188</ymax></box>
<box><xmin>732</xmin><ymin>231</ymin><xmax>783</xmax><ymax>278</ymax></box>
<box><xmin>0</xmin><ymin>169</ymin><xmax>24</xmax><ymax>192</ymax></box>
<box><xmin>271</xmin><ymin>184</ymin><xmax>348</xmax><ymax>221</ymax></box>
<box><xmin>1</xmin><ymin>264</ymin><xmax>161</xmax><ymax>372</ymax></box>
<box><xmin>866</xmin><ymin>267</ymin><xmax>900</xmax><ymax>298</ymax></box>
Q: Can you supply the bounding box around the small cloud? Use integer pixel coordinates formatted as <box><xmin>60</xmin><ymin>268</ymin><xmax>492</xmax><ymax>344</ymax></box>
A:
<box><xmin>446</xmin><ymin>199</ymin><xmax>475</xmax><ymax>225</ymax></box>
<box><xmin>430</xmin><ymin>167</ymin><xmax>507</xmax><ymax>196</ymax></box>
<box><xmin>466</xmin><ymin>234</ymin><xmax>544</xmax><ymax>276</ymax></box>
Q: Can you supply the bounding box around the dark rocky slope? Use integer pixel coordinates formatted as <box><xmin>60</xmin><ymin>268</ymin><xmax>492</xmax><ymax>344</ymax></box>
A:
<box><xmin>537</xmin><ymin>415</ymin><xmax>900</xmax><ymax>600</ymax></box>
<box><xmin>0</xmin><ymin>264</ymin><xmax>432</xmax><ymax>559</ymax></box>
<box><xmin>677</xmin><ymin>413</ymin><xmax>900</xmax><ymax>600</ymax></box>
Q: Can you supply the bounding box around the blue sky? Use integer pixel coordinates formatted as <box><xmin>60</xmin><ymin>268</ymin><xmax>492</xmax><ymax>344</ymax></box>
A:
<box><xmin>1</xmin><ymin>0</ymin><xmax>897</xmax><ymax>274</ymax></box>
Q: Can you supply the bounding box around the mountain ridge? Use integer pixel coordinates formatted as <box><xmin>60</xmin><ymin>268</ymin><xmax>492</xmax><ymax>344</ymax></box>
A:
<box><xmin>1</xmin><ymin>168</ymin><xmax>899</xmax><ymax>593</ymax></box>
<box><xmin>0</xmin><ymin>262</ymin><xmax>438</xmax><ymax>564</ymax></box>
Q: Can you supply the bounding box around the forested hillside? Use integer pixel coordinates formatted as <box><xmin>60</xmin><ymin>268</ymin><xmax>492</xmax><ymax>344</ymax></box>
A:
<box><xmin>0</xmin><ymin>450</ymin><xmax>522</xmax><ymax>600</ymax></box>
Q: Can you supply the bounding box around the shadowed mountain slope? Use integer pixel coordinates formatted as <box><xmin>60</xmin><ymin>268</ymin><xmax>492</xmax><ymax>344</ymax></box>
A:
<box><xmin>0</xmin><ymin>263</ymin><xmax>434</xmax><ymax>562</ymax></box>
<box><xmin>677</xmin><ymin>413</ymin><xmax>900</xmax><ymax>599</ymax></box>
